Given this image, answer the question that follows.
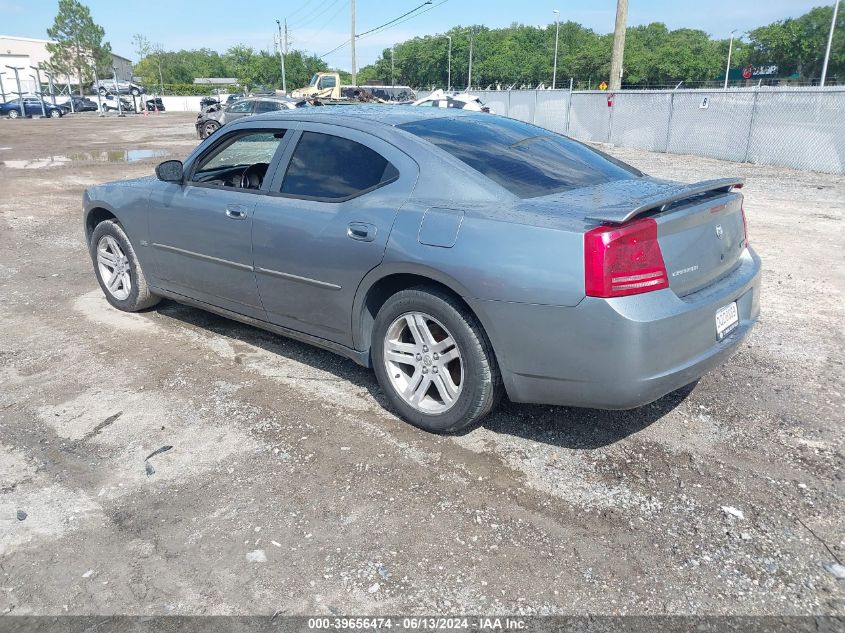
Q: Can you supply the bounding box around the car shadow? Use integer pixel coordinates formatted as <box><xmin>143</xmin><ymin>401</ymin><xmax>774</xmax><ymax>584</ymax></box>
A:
<box><xmin>152</xmin><ymin>300</ymin><xmax>693</xmax><ymax>450</ymax></box>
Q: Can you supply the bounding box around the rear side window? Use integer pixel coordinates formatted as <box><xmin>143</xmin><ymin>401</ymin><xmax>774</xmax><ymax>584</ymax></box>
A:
<box><xmin>398</xmin><ymin>116</ymin><xmax>641</xmax><ymax>198</ymax></box>
<box><xmin>280</xmin><ymin>132</ymin><xmax>399</xmax><ymax>201</ymax></box>
<box><xmin>254</xmin><ymin>100</ymin><xmax>284</xmax><ymax>113</ymax></box>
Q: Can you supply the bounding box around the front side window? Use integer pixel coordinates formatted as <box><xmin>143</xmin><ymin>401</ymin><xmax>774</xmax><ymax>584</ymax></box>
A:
<box><xmin>280</xmin><ymin>132</ymin><xmax>399</xmax><ymax>201</ymax></box>
<box><xmin>191</xmin><ymin>131</ymin><xmax>286</xmax><ymax>189</ymax></box>
<box><xmin>398</xmin><ymin>116</ymin><xmax>641</xmax><ymax>198</ymax></box>
<box><xmin>226</xmin><ymin>100</ymin><xmax>253</xmax><ymax>114</ymax></box>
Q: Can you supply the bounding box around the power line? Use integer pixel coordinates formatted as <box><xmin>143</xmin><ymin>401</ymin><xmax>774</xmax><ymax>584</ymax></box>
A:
<box><xmin>290</xmin><ymin>0</ymin><xmax>345</xmax><ymax>30</ymax></box>
<box><xmin>284</xmin><ymin>0</ymin><xmax>322</xmax><ymax>24</ymax></box>
<box><xmin>357</xmin><ymin>0</ymin><xmax>450</xmax><ymax>41</ymax></box>
<box><xmin>320</xmin><ymin>0</ymin><xmax>449</xmax><ymax>60</ymax></box>
<box><xmin>356</xmin><ymin>0</ymin><xmax>434</xmax><ymax>38</ymax></box>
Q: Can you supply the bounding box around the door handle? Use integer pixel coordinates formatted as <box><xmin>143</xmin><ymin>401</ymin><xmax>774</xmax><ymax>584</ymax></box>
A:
<box><xmin>225</xmin><ymin>205</ymin><xmax>248</xmax><ymax>220</ymax></box>
<box><xmin>347</xmin><ymin>222</ymin><xmax>377</xmax><ymax>242</ymax></box>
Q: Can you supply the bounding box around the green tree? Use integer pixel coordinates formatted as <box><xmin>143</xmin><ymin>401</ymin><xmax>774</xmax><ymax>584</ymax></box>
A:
<box><xmin>746</xmin><ymin>5</ymin><xmax>844</xmax><ymax>80</ymax></box>
<box><xmin>46</xmin><ymin>0</ymin><xmax>111</xmax><ymax>96</ymax></box>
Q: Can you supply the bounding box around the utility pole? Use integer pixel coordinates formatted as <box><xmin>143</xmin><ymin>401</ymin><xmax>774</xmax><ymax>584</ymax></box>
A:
<box><xmin>467</xmin><ymin>29</ymin><xmax>474</xmax><ymax>90</ymax></box>
<box><xmin>446</xmin><ymin>35</ymin><xmax>452</xmax><ymax>90</ymax></box>
<box><xmin>5</xmin><ymin>66</ymin><xmax>25</xmax><ymax>117</ymax></box>
<box><xmin>552</xmin><ymin>9</ymin><xmax>560</xmax><ymax>89</ymax></box>
<box><xmin>821</xmin><ymin>0</ymin><xmax>841</xmax><ymax>86</ymax></box>
<box><xmin>723</xmin><ymin>30</ymin><xmax>737</xmax><ymax>90</ymax></box>
<box><xmin>391</xmin><ymin>46</ymin><xmax>395</xmax><ymax>85</ymax></box>
<box><xmin>608</xmin><ymin>0</ymin><xmax>628</xmax><ymax>90</ymax></box>
<box><xmin>351</xmin><ymin>0</ymin><xmax>357</xmax><ymax>86</ymax></box>
<box><xmin>276</xmin><ymin>20</ymin><xmax>287</xmax><ymax>93</ymax></box>
<box><xmin>30</xmin><ymin>66</ymin><xmax>46</xmax><ymax>116</ymax></box>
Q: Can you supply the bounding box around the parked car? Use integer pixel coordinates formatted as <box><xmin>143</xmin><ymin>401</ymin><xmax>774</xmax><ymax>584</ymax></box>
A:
<box><xmin>412</xmin><ymin>89</ymin><xmax>490</xmax><ymax>112</ymax></box>
<box><xmin>1</xmin><ymin>97</ymin><xmax>64</xmax><ymax>118</ymax></box>
<box><xmin>195</xmin><ymin>96</ymin><xmax>306</xmax><ymax>139</ymax></box>
<box><xmin>83</xmin><ymin>107</ymin><xmax>761</xmax><ymax>433</ymax></box>
<box><xmin>61</xmin><ymin>97</ymin><xmax>99</xmax><ymax>113</ymax></box>
<box><xmin>145</xmin><ymin>97</ymin><xmax>165</xmax><ymax>111</ymax></box>
<box><xmin>93</xmin><ymin>78</ymin><xmax>145</xmax><ymax>97</ymax></box>
<box><xmin>102</xmin><ymin>95</ymin><xmax>135</xmax><ymax>113</ymax></box>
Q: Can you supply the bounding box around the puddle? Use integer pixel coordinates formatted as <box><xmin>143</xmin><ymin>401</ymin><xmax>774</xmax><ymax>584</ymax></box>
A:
<box><xmin>2</xmin><ymin>149</ymin><xmax>169</xmax><ymax>169</ymax></box>
<box><xmin>69</xmin><ymin>149</ymin><xmax>170</xmax><ymax>162</ymax></box>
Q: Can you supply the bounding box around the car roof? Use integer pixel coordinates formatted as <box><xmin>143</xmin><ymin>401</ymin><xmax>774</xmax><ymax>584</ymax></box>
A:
<box><xmin>248</xmin><ymin>103</ymin><xmax>484</xmax><ymax>131</ymax></box>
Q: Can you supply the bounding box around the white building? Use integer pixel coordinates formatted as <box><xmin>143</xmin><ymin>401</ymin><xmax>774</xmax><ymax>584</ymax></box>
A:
<box><xmin>0</xmin><ymin>35</ymin><xmax>133</xmax><ymax>98</ymax></box>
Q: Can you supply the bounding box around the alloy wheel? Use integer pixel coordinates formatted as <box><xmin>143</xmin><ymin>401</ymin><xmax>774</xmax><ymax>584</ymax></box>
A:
<box><xmin>383</xmin><ymin>312</ymin><xmax>463</xmax><ymax>414</ymax></box>
<box><xmin>97</xmin><ymin>235</ymin><xmax>132</xmax><ymax>301</ymax></box>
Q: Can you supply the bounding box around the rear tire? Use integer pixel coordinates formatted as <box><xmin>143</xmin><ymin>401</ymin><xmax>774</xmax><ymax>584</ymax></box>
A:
<box><xmin>372</xmin><ymin>286</ymin><xmax>501</xmax><ymax>433</ymax></box>
<box><xmin>49</xmin><ymin>109</ymin><xmax>61</xmax><ymax>118</ymax></box>
<box><xmin>89</xmin><ymin>220</ymin><xmax>160</xmax><ymax>312</ymax></box>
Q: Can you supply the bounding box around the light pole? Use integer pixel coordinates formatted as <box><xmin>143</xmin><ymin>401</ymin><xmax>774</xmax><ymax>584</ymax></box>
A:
<box><xmin>446</xmin><ymin>35</ymin><xmax>452</xmax><ymax>91</ymax></box>
<box><xmin>821</xmin><ymin>0</ymin><xmax>841</xmax><ymax>86</ymax></box>
<box><xmin>275</xmin><ymin>19</ymin><xmax>287</xmax><ymax>93</ymax></box>
<box><xmin>391</xmin><ymin>46</ymin><xmax>395</xmax><ymax>85</ymax></box>
<box><xmin>724</xmin><ymin>29</ymin><xmax>737</xmax><ymax>90</ymax></box>
<box><xmin>467</xmin><ymin>29</ymin><xmax>474</xmax><ymax>91</ymax></box>
<box><xmin>552</xmin><ymin>9</ymin><xmax>560</xmax><ymax>89</ymax></box>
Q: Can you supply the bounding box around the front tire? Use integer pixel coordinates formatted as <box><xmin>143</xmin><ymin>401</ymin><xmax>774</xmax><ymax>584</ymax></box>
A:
<box><xmin>89</xmin><ymin>220</ymin><xmax>160</xmax><ymax>312</ymax></box>
<box><xmin>130</xmin><ymin>87</ymin><xmax>141</xmax><ymax>97</ymax></box>
<box><xmin>202</xmin><ymin>121</ymin><xmax>220</xmax><ymax>139</ymax></box>
<box><xmin>372</xmin><ymin>286</ymin><xmax>501</xmax><ymax>433</ymax></box>
<box><xmin>8</xmin><ymin>109</ymin><xmax>19</xmax><ymax>119</ymax></box>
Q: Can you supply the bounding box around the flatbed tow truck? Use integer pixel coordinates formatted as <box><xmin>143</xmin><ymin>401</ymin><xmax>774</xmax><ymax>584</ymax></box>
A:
<box><xmin>291</xmin><ymin>72</ymin><xmax>416</xmax><ymax>105</ymax></box>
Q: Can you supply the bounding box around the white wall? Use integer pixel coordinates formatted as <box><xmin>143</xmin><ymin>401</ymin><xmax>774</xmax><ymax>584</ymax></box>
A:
<box><xmin>159</xmin><ymin>94</ymin><xmax>234</xmax><ymax>112</ymax></box>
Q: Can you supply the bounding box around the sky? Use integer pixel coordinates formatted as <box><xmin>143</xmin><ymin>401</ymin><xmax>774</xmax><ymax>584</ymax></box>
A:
<box><xmin>0</xmin><ymin>0</ymin><xmax>830</xmax><ymax>70</ymax></box>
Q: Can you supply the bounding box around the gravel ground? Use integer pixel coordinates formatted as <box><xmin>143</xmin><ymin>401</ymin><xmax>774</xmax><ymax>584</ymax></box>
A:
<box><xmin>0</xmin><ymin>113</ymin><xmax>842</xmax><ymax>616</ymax></box>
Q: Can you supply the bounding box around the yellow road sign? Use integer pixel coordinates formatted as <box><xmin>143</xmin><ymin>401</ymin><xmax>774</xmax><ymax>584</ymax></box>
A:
<box><xmin>599</xmin><ymin>81</ymin><xmax>608</xmax><ymax>91</ymax></box>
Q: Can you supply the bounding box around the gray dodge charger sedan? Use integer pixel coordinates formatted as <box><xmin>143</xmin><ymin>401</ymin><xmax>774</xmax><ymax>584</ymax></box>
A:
<box><xmin>83</xmin><ymin>106</ymin><xmax>761</xmax><ymax>433</ymax></box>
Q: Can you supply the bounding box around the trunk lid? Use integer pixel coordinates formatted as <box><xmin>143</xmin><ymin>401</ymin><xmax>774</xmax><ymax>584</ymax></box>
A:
<box><xmin>581</xmin><ymin>177</ymin><xmax>746</xmax><ymax>297</ymax></box>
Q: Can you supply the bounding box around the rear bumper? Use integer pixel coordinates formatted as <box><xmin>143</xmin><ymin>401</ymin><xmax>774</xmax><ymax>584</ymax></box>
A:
<box><xmin>472</xmin><ymin>247</ymin><xmax>761</xmax><ymax>409</ymax></box>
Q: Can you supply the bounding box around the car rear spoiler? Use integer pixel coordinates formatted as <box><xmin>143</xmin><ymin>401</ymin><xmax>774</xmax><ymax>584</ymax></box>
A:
<box><xmin>585</xmin><ymin>178</ymin><xmax>744</xmax><ymax>224</ymax></box>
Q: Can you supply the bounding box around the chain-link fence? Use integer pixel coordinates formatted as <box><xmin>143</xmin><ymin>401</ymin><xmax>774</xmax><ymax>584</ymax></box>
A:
<box><xmin>458</xmin><ymin>87</ymin><xmax>845</xmax><ymax>175</ymax></box>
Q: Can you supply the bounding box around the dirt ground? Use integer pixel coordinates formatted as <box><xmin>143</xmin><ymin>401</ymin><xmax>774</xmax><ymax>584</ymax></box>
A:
<box><xmin>0</xmin><ymin>112</ymin><xmax>842</xmax><ymax>617</ymax></box>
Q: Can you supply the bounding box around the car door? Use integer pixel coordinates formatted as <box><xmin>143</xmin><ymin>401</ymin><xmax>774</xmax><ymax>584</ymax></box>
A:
<box><xmin>23</xmin><ymin>99</ymin><xmax>41</xmax><ymax>115</ymax></box>
<box><xmin>147</xmin><ymin>126</ymin><xmax>291</xmax><ymax>318</ymax></box>
<box><xmin>252</xmin><ymin>124</ymin><xmax>418</xmax><ymax>346</ymax></box>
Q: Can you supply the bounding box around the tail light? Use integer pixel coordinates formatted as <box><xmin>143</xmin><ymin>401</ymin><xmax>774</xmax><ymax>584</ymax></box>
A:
<box><xmin>584</xmin><ymin>217</ymin><xmax>669</xmax><ymax>298</ymax></box>
<box><xmin>741</xmin><ymin>205</ymin><xmax>749</xmax><ymax>246</ymax></box>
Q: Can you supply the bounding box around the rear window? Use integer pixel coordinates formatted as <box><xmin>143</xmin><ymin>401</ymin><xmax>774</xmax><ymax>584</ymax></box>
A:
<box><xmin>398</xmin><ymin>116</ymin><xmax>640</xmax><ymax>198</ymax></box>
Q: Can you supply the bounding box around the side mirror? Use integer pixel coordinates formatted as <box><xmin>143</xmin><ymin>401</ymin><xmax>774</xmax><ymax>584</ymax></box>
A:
<box><xmin>156</xmin><ymin>160</ymin><xmax>183</xmax><ymax>183</ymax></box>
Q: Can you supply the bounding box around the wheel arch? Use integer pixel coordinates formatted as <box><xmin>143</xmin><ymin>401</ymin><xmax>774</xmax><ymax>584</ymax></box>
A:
<box><xmin>351</xmin><ymin>264</ymin><xmax>499</xmax><ymax>368</ymax></box>
<box><xmin>84</xmin><ymin>205</ymin><xmax>120</xmax><ymax>244</ymax></box>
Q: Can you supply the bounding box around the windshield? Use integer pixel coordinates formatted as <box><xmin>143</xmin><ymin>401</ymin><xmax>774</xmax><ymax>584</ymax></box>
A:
<box><xmin>398</xmin><ymin>116</ymin><xmax>641</xmax><ymax>198</ymax></box>
<box><xmin>309</xmin><ymin>73</ymin><xmax>319</xmax><ymax>87</ymax></box>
